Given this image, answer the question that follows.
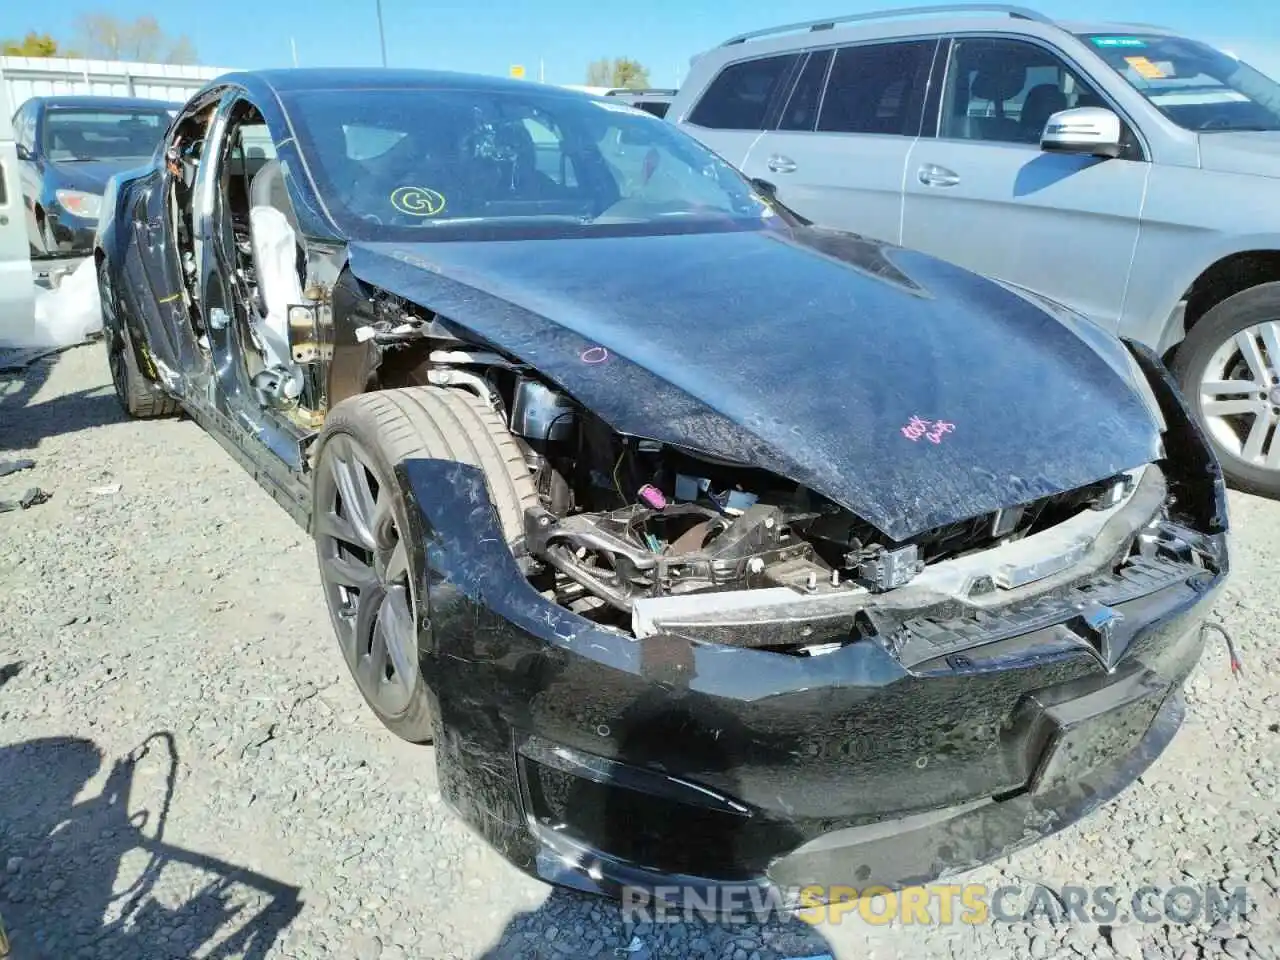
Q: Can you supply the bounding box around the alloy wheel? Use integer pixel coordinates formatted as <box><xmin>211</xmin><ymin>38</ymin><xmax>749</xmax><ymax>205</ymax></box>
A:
<box><xmin>315</xmin><ymin>435</ymin><xmax>419</xmax><ymax>717</ymax></box>
<box><xmin>1198</xmin><ymin>320</ymin><xmax>1280</xmax><ymax>470</ymax></box>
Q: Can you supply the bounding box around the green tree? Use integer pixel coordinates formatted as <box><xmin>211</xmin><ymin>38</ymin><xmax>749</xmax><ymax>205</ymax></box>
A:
<box><xmin>1</xmin><ymin>31</ymin><xmax>77</xmax><ymax>57</ymax></box>
<box><xmin>73</xmin><ymin>13</ymin><xmax>197</xmax><ymax>64</ymax></box>
<box><xmin>585</xmin><ymin>57</ymin><xmax>652</xmax><ymax>89</ymax></box>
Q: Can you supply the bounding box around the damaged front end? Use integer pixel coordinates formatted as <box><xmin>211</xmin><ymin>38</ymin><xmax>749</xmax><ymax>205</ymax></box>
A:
<box><xmin>388</xmin><ymin>312</ymin><xmax>1227</xmax><ymax>898</ymax></box>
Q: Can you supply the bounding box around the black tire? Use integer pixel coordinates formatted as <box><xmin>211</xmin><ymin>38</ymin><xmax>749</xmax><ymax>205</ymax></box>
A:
<box><xmin>99</xmin><ymin>260</ymin><xmax>180</xmax><ymax>419</ymax></box>
<box><xmin>312</xmin><ymin>387</ymin><xmax>537</xmax><ymax>743</ymax></box>
<box><xmin>1172</xmin><ymin>281</ymin><xmax>1280</xmax><ymax>498</ymax></box>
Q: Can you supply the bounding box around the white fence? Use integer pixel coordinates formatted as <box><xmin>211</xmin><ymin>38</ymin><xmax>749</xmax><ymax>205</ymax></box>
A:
<box><xmin>1</xmin><ymin>56</ymin><xmax>236</xmax><ymax>109</ymax></box>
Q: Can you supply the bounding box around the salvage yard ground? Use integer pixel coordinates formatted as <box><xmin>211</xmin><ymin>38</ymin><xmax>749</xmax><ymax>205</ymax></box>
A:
<box><xmin>0</xmin><ymin>344</ymin><xmax>1277</xmax><ymax>960</ymax></box>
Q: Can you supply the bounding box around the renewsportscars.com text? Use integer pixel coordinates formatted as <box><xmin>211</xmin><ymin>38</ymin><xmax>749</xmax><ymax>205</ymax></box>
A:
<box><xmin>620</xmin><ymin>882</ymin><xmax>1253</xmax><ymax>926</ymax></box>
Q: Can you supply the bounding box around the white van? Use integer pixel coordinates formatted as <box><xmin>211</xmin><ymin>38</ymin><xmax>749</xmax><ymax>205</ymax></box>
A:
<box><xmin>0</xmin><ymin>76</ymin><xmax>35</xmax><ymax>346</ymax></box>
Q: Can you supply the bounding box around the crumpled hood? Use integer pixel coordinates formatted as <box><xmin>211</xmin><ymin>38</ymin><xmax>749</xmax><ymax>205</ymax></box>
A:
<box><xmin>1198</xmin><ymin>131</ymin><xmax>1280</xmax><ymax>180</ymax></box>
<box><xmin>347</xmin><ymin>227</ymin><xmax>1162</xmax><ymax>540</ymax></box>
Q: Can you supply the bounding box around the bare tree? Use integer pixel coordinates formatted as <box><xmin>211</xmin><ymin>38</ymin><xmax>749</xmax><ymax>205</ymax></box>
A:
<box><xmin>585</xmin><ymin>57</ymin><xmax>652</xmax><ymax>89</ymax></box>
<box><xmin>586</xmin><ymin>58</ymin><xmax>612</xmax><ymax>87</ymax></box>
<box><xmin>73</xmin><ymin>13</ymin><xmax>198</xmax><ymax>64</ymax></box>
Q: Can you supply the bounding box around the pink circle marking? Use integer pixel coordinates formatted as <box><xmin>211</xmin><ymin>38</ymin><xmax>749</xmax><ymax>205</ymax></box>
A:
<box><xmin>581</xmin><ymin>346</ymin><xmax>609</xmax><ymax>364</ymax></box>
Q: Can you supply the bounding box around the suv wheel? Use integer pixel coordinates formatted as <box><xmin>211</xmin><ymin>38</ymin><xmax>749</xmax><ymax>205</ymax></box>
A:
<box><xmin>1172</xmin><ymin>281</ymin><xmax>1280</xmax><ymax>498</ymax></box>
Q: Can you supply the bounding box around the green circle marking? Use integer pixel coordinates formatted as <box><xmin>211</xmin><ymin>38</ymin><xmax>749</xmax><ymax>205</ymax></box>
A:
<box><xmin>390</xmin><ymin>186</ymin><xmax>447</xmax><ymax>217</ymax></box>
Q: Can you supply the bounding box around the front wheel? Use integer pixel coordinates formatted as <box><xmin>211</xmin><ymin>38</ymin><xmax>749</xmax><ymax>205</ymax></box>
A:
<box><xmin>311</xmin><ymin>387</ymin><xmax>537</xmax><ymax>743</ymax></box>
<box><xmin>1172</xmin><ymin>281</ymin><xmax>1280</xmax><ymax>498</ymax></box>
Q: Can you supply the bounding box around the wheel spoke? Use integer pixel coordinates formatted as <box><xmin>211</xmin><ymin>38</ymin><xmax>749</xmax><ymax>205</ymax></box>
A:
<box><xmin>353</xmin><ymin>583</ymin><xmax>386</xmax><ymax>655</ymax></box>
<box><xmin>1258</xmin><ymin>321</ymin><xmax>1280</xmax><ymax>375</ymax></box>
<box><xmin>1204</xmin><ymin>398</ymin><xmax>1261</xmax><ymax>417</ymax></box>
<box><xmin>1241</xmin><ymin>414</ymin><xmax>1272</xmax><ymax>462</ymax></box>
<box><xmin>315</xmin><ymin>508</ymin><xmax>366</xmax><ymax>550</ymax></box>
<box><xmin>1235</xmin><ymin>330</ymin><xmax>1269</xmax><ymax>384</ymax></box>
<box><xmin>321</xmin><ymin>551</ymin><xmax>378</xmax><ymax>591</ymax></box>
<box><xmin>1202</xmin><ymin>380</ymin><xmax>1259</xmax><ymax>397</ymax></box>
<box><xmin>384</xmin><ymin>540</ymin><xmax>409</xmax><ymax>586</ymax></box>
<box><xmin>330</xmin><ymin>440</ymin><xmax>378</xmax><ymax>549</ymax></box>
<box><xmin>359</xmin><ymin>629</ymin><xmax>390</xmax><ymax>689</ymax></box>
<box><xmin>371</xmin><ymin>492</ymin><xmax>395</xmax><ymax>550</ymax></box>
<box><xmin>1266</xmin><ymin>426</ymin><xmax>1280</xmax><ymax>469</ymax></box>
<box><xmin>378</xmin><ymin>586</ymin><xmax>417</xmax><ymax>684</ymax></box>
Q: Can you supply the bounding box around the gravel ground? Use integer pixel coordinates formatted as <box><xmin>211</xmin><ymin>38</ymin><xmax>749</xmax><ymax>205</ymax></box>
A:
<box><xmin>0</xmin><ymin>343</ymin><xmax>1276</xmax><ymax>960</ymax></box>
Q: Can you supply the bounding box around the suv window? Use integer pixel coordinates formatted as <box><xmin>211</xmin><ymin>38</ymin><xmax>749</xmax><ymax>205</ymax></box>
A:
<box><xmin>779</xmin><ymin>50</ymin><xmax>833</xmax><ymax>132</ymax></box>
<box><xmin>688</xmin><ymin>54</ymin><xmax>800</xmax><ymax>130</ymax></box>
<box><xmin>939</xmin><ymin>38</ymin><xmax>1107</xmax><ymax>144</ymax></box>
<box><xmin>818</xmin><ymin>40</ymin><xmax>937</xmax><ymax>136</ymax></box>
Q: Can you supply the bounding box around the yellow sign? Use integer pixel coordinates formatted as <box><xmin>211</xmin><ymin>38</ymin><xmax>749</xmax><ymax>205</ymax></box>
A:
<box><xmin>509</xmin><ymin>64</ymin><xmax>526</xmax><ymax>79</ymax></box>
<box><xmin>1125</xmin><ymin>56</ymin><xmax>1167</xmax><ymax>80</ymax></box>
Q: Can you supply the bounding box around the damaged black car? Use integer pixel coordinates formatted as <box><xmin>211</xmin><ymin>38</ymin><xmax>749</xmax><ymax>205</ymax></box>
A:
<box><xmin>95</xmin><ymin>68</ymin><xmax>1230</xmax><ymax>901</ymax></box>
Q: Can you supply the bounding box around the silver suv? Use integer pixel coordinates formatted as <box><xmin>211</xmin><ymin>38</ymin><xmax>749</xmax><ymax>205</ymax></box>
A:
<box><xmin>670</xmin><ymin>4</ymin><xmax>1280</xmax><ymax>496</ymax></box>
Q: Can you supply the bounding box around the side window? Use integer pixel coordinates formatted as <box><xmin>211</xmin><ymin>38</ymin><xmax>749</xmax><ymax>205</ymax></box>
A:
<box><xmin>15</xmin><ymin>104</ymin><xmax>35</xmax><ymax>152</ymax></box>
<box><xmin>939</xmin><ymin>38</ymin><xmax>1108</xmax><ymax>145</ymax></box>
<box><xmin>343</xmin><ymin>123</ymin><xmax>406</xmax><ymax>161</ymax></box>
<box><xmin>523</xmin><ymin>116</ymin><xmax>578</xmax><ymax>187</ymax></box>
<box><xmin>818</xmin><ymin>40</ymin><xmax>937</xmax><ymax>135</ymax></box>
<box><xmin>779</xmin><ymin>50</ymin><xmax>833</xmax><ymax>132</ymax></box>
<box><xmin>687</xmin><ymin>54</ymin><xmax>801</xmax><ymax>130</ymax></box>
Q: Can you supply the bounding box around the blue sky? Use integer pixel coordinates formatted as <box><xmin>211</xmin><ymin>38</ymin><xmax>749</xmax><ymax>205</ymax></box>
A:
<box><xmin>23</xmin><ymin>0</ymin><xmax>1280</xmax><ymax>85</ymax></box>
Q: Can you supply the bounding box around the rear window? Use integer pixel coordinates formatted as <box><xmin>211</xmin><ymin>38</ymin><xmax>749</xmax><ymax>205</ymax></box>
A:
<box><xmin>688</xmin><ymin>54</ymin><xmax>801</xmax><ymax>130</ymax></box>
<box><xmin>42</xmin><ymin>108</ymin><xmax>171</xmax><ymax>161</ymax></box>
<box><xmin>818</xmin><ymin>40</ymin><xmax>937</xmax><ymax>136</ymax></box>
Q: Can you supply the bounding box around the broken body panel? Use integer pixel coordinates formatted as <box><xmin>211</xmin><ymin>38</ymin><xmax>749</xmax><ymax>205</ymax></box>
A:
<box><xmin>94</xmin><ymin>68</ymin><xmax>1230</xmax><ymax>898</ymax></box>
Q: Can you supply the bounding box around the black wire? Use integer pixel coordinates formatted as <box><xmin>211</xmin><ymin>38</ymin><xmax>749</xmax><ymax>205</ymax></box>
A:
<box><xmin>542</xmin><ymin>410</ymin><xmax>576</xmax><ymax>443</ymax></box>
<box><xmin>1201</xmin><ymin>621</ymin><xmax>1242</xmax><ymax>676</ymax></box>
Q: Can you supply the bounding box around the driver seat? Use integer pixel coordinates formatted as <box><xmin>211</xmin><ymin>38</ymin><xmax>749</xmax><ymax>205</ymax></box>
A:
<box><xmin>247</xmin><ymin>159</ymin><xmax>304</xmax><ymax>400</ymax></box>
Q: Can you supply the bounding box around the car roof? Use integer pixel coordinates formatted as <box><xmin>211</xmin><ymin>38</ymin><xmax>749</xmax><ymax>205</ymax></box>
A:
<box><xmin>220</xmin><ymin>67</ymin><xmax>594</xmax><ymax>100</ymax></box>
<box><xmin>32</xmin><ymin>95</ymin><xmax>178</xmax><ymax>111</ymax></box>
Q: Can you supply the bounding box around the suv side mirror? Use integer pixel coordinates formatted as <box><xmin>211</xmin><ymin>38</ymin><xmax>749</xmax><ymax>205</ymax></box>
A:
<box><xmin>1040</xmin><ymin>107</ymin><xmax>1124</xmax><ymax>159</ymax></box>
<box><xmin>15</xmin><ymin>143</ymin><xmax>33</xmax><ymax>161</ymax></box>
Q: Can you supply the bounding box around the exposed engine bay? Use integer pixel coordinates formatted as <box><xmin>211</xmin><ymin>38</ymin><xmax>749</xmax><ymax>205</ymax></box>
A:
<box><xmin>374</xmin><ymin>319</ymin><xmax>1157</xmax><ymax>647</ymax></box>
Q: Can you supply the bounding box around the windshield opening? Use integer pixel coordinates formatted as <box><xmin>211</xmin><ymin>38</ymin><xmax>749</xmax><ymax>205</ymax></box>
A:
<box><xmin>1082</xmin><ymin>34</ymin><xmax>1280</xmax><ymax>132</ymax></box>
<box><xmin>281</xmin><ymin>87</ymin><xmax>773</xmax><ymax>240</ymax></box>
<box><xmin>42</xmin><ymin>108</ymin><xmax>172</xmax><ymax>161</ymax></box>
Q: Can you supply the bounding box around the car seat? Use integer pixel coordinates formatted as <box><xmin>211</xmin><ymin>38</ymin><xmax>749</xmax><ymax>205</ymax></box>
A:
<box><xmin>247</xmin><ymin>158</ymin><xmax>304</xmax><ymax>401</ymax></box>
<box><xmin>1020</xmin><ymin>83</ymin><xmax>1069</xmax><ymax>142</ymax></box>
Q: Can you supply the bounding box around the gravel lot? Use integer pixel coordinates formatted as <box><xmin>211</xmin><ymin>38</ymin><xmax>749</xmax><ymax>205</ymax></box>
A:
<box><xmin>1</xmin><ymin>343</ymin><xmax>1277</xmax><ymax>960</ymax></box>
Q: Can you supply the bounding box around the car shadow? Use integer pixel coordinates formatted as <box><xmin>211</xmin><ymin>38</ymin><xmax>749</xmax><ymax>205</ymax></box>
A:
<box><xmin>0</xmin><ymin>351</ymin><xmax>131</xmax><ymax>452</ymax></box>
<box><xmin>1012</xmin><ymin>153</ymin><xmax>1106</xmax><ymax>197</ymax></box>
<box><xmin>0</xmin><ymin>733</ymin><xmax>302</xmax><ymax>960</ymax></box>
<box><xmin>476</xmin><ymin>888</ymin><xmax>836</xmax><ymax>960</ymax></box>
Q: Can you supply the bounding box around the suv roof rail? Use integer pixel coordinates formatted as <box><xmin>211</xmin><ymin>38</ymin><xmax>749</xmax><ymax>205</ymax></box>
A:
<box><xmin>720</xmin><ymin>4</ymin><xmax>1054</xmax><ymax>46</ymax></box>
<box><xmin>604</xmin><ymin>88</ymin><xmax>679</xmax><ymax>97</ymax></box>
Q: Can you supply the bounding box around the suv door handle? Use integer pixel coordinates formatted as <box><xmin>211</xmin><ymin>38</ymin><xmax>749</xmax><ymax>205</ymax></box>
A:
<box><xmin>918</xmin><ymin>164</ymin><xmax>960</xmax><ymax>187</ymax></box>
<box><xmin>767</xmin><ymin>154</ymin><xmax>798</xmax><ymax>174</ymax></box>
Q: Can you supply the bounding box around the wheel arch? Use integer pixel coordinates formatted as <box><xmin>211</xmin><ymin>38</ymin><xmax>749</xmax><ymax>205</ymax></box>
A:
<box><xmin>1163</xmin><ymin>249</ymin><xmax>1280</xmax><ymax>365</ymax></box>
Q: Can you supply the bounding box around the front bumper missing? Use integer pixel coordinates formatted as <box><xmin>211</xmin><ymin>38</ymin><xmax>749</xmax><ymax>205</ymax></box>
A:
<box><xmin>397</xmin><ymin>458</ymin><xmax>1226</xmax><ymax>900</ymax></box>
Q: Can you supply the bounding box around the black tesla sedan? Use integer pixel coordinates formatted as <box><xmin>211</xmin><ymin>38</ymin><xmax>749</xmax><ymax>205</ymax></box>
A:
<box><xmin>94</xmin><ymin>68</ymin><xmax>1229</xmax><ymax>904</ymax></box>
<box><xmin>12</xmin><ymin>95</ymin><xmax>176</xmax><ymax>257</ymax></box>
